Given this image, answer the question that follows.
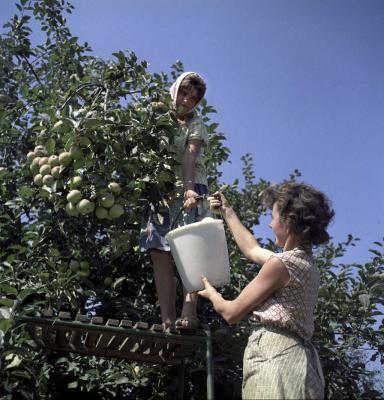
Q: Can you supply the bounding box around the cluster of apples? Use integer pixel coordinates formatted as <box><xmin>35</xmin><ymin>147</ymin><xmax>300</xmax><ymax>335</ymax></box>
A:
<box><xmin>28</xmin><ymin>145</ymin><xmax>64</xmax><ymax>188</ymax></box>
<box><xmin>65</xmin><ymin>182</ymin><xmax>124</xmax><ymax>219</ymax></box>
<box><xmin>68</xmin><ymin>259</ymin><xmax>91</xmax><ymax>280</ymax></box>
<box><xmin>65</xmin><ymin>186</ymin><xmax>95</xmax><ymax>216</ymax></box>
<box><xmin>27</xmin><ymin>144</ymin><xmax>125</xmax><ymax>220</ymax></box>
<box><xmin>94</xmin><ymin>182</ymin><xmax>125</xmax><ymax>220</ymax></box>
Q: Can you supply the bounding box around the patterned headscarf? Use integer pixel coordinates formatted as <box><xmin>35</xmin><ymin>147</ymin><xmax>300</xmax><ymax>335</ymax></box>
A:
<box><xmin>169</xmin><ymin>71</ymin><xmax>205</xmax><ymax>111</ymax></box>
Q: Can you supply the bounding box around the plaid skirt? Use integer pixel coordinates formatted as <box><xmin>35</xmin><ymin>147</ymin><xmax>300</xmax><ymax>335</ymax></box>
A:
<box><xmin>242</xmin><ymin>324</ymin><xmax>325</xmax><ymax>400</ymax></box>
<box><xmin>139</xmin><ymin>184</ymin><xmax>210</xmax><ymax>252</ymax></box>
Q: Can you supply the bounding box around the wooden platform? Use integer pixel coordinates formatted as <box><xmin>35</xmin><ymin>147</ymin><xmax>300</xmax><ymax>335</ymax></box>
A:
<box><xmin>21</xmin><ymin>310</ymin><xmax>207</xmax><ymax>365</ymax></box>
<box><xmin>21</xmin><ymin>310</ymin><xmax>215</xmax><ymax>399</ymax></box>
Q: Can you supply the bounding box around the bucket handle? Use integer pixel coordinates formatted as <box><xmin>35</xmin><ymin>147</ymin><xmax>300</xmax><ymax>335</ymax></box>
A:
<box><xmin>170</xmin><ymin>185</ymin><xmax>228</xmax><ymax>230</ymax></box>
<box><xmin>170</xmin><ymin>194</ymin><xmax>207</xmax><ymax>230</ymax></box>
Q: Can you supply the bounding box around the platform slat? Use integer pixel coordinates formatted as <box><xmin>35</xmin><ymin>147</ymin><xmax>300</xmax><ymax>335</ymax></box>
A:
<box><xmin>107</xmin><ymin>320</ymin><xmax>134</xmax><ymax>350</ymax></box>
<box><xmin>84</xmin><ymin>316</ymin><xmax>103</xmax><ymax>349</ymax></box>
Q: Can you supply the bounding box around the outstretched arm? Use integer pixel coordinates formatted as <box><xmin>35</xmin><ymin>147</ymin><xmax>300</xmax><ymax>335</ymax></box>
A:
<box><xmin>209</xmin><ymin>193</ymin><xmax>274</xmax><ymax>265</ymax></box>
<box><xmin>198</xmin><ymin>256</ymin><xmax>289</xmax><ymax>324</ymax></box>
<box><xmin>182</xmin><ymin>138</ymin><xmax>202</xmax><ymax>208</ymax></box>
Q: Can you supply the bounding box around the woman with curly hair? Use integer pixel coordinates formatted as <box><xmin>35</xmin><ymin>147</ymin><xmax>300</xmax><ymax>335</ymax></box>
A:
<box><xmin>199</xmin><ymin>182</ymin><xmax>334</xmax><ymax>399</ymax></box>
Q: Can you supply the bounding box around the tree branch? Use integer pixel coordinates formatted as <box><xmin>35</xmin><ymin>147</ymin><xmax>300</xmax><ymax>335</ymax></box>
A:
<box><xmin>60</xmin><ymin>83</ymin><xmax>106</xmax><ymax>110</ymax></box>
<box><xmin>21</xmin><ymin>55</ymin><xmax>43</xmax><ymax>85</ymax></box>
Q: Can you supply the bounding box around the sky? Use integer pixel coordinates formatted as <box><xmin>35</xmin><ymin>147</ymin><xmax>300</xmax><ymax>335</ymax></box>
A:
<box><xmin>1</xmin><ymin>0</ymin><xmax>383</xmax><ymax>264</ymax></box>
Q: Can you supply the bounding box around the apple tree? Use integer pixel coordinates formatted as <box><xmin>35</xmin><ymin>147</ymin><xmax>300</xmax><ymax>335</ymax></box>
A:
<box><xmin>0</xmin><ymin>1</ymin><xmax>225</xmax><ymax>398</ymax></box>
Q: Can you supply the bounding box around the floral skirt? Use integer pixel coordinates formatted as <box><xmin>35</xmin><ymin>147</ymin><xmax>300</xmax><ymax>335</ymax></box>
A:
<box><xmin>139</xmin><ymin>184</ymin><xmax>210</xmax><ymax>252</ymax></box>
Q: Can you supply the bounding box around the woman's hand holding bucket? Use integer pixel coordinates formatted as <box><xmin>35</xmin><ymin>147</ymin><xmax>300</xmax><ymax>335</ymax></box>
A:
<box><xmin>207</xmin><ymin>191</ymin><xmax>230</xmax><ymax>214</ymax></box>
<box><xmin>198</xmin><ymin>276</ymin><xmax>219</xmax><ymax>301</ymax></box>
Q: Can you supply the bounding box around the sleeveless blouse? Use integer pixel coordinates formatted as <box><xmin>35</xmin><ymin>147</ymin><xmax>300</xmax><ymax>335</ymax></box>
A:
<box><xmin>252</xmin><ymin>248</ymin><xmax>320</xmax><ymax>340</ymax></box>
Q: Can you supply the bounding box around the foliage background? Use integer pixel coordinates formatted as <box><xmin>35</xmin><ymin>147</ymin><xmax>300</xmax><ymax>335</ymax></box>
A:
<box><xmin>0</xmin><ymin>1</ymin><xmax>383</xmax><ymax>399</ymax></box>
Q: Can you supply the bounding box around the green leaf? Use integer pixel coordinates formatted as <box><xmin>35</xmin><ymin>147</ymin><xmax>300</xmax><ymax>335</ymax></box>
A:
<box><xmin>18</xmin><ymin>288</ymin><xmax>36</xmax><ymax>301</ymax></box>
<box><xmin>18</xmin><ymin>186</ymin><xmax>34</xmax><ymax>199</ymax></box>
<box><xmin>369</xmin><ymin>248</ymin><xmax>383</xmax><ymax>257</ymax></box>
<box><xmin>45</xmin><ymin>138</ymin><xmax>56</xmax><ymax>153</ymax></box>
<box><xmin>112</xmin><ymin>276</ymin><xmax>126</xmax><ymax>290</ymax></box>
<box><xmin>9</xmin><ymin>370</ymin><xmax>31</xmax><ymax>380</ymax></box>
<box><xmin>0</xmin><ymin>284</ymin><xmax>18</xmax><ymax>296</ymax></box>
<box><xmin>114</xmin><ymin>376</ymin><xmax>130</xmax><ymax>385</ymax></box>
<box><xmin>0</xmin><ymin>307</ymin><xmax>11</xmax><ymax>319</ymax></box>
<box><xmin>369</xmin><ymin>282</ymin><xmax>384</xmax><ymax>296</ymax></box>
<box><xmin>83</xmin><ymin>118</ymin><xmax>100</xmax><ymax>129</ymax></box>
<box><xmin>20</xmin><ymin>83</ymin><xmax>29</xmax><ymax>97</ymax></box>
<box><xmin>113</xmin><ymin>50</ymin><xmax>126</xmax><ymax>65</ymax></box>
<box><xmin>5</xmin><ymin>354</ymin><xmax>22</xmax><ymax>369</ymax></box>
<box><xmin>0</xmin><ymin>299</ymin><xmax>16</xmax><ymax>307</ymax></box>
<box><xmin>208</xmin><ymin>122</ymin><xmax>219</xmax><ymax>131</ymax></box>
<box><xmin>358</xmin><ymin>294</ymin><xmax>370</xmax><ymax>308</ymax></box>
<box><xmin>0</xmin><ymin>318</ymin><xmax>12</xmax><ymax>332</ymax></box>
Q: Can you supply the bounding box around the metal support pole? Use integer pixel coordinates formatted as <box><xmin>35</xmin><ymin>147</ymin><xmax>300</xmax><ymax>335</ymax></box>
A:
<box><xmin>177</xmin><ymin>359</ymin><xmax>185</xmax><ymax>400</ymax></box>
<box><xmin>204</xmin><ymin>325</ymin><xmax>215</xmax><ymax>400</ymax></box>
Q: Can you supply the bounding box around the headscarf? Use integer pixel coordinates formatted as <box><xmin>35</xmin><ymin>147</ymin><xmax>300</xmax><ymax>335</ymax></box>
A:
<box><xmin>169</xmin><ymin>71</ymin><xmax>205</xmax><ymax>112</ymax></box>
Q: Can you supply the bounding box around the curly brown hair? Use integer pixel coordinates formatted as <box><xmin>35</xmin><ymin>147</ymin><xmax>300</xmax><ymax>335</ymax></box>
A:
<box><xmin>263</xmin><ymin>182</ymin><xmax>335</xmax><ymax>245</ymax></box>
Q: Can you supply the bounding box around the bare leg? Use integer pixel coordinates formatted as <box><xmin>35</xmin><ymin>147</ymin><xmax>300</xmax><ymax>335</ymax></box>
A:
<box><xmin>150</xmin><ymin>249</ymin><xmax>176</xmax><ymax>327</ymax></box>
<box><xmin>177</xmin><ymin>290</ymin><xmax>199</xmax><ymax>328</ymax></box>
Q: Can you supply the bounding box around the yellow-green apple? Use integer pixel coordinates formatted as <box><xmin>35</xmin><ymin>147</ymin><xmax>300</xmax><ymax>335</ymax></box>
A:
<box><xmin>100</xmin><ymin>193</ymin><xmax>114</xmax><ymax>208</ymax></box>
<box><xmin>39</xmin><ymin>164</ymin><xmax>51</xmax><ymax>176</ymax></box>
<box><xmin>67</xmin><ymin>190</ymin><xmax>82</xmax><ymax>204</ymax></box>
<box><xmin>108</xmin><ymin>182</ymin><xmax>121</xmax><ymax>194</ymax></box>
<box><xmin>95</xmin><ymin>206</ymin><xmax>108</xmax><ymax>219</ymax></box>
<box><xmin>65</xmin><ymin>202</ymin><xmax>79</xmax><ymax>216</ymax></box>
<box><xmin>76</xmin><ymin>199</ymin><xmax>95</xmax><ymax>215</ymax></box>
<box><xmin>108</xmin><ymin>204</ymin><xmax>124</xmax><ymax>219</ymax></box>
<box><xmin>33</xmin><ymin>174</ymin><xmax>43</xmax><ymax>186</ymax></box>
<box><xmin>59</xmin><ymin>152</ymin><xmax>72</xmax><ymax>167</ymax></box>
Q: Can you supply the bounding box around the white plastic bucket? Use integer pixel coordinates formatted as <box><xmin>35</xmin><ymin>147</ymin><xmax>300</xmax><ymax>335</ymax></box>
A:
<box><xmin>166</xmin><ymin>217</ymin><xmax>230</xmax><ymax>292</ymax></box>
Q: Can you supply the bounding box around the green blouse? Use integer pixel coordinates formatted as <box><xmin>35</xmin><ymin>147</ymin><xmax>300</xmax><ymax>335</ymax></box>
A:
<box><xmin>171</xmin><ymin>113</ymin><xmax>208</xmax><ymax>193</ymax></box>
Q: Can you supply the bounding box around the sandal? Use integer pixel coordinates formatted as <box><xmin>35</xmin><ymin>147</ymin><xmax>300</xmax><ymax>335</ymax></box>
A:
<box><xmin>175</xmin><ymin>315</ymin><xmax>199</xmax><ymax>330</ymax></box>
<box><xmin>162</xmin><ymin>321</ymin><xmax>177</xmax><ymax>333</ymax></box>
